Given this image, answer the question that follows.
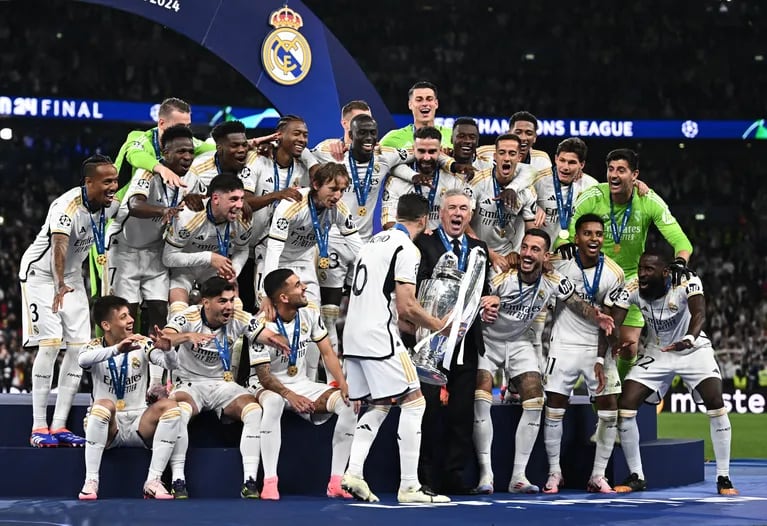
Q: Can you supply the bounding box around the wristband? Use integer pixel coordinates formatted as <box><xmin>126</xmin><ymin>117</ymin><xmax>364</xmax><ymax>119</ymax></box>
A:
<box><xmin>682</xmin><ymin>334</ymin><xmax>695</xmax><ymax>346</ymax></box>
<box><xmin>595</xmin><ymin>357</ymin><xmax>605</xmax><ymax>365</ymax></box>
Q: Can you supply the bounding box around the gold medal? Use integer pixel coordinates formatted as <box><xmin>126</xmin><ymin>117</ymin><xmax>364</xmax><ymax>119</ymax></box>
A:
<box><xmin>287</xmin><ymin>365</ymin><xmax>298</xmax><ymax>377</ymax></box>
<box><xmin>495</xmin><ymin>227</ymin><xmax>506</xmax><ymax>238</ymax></box>
<box><xmin>223</xmin><ymin>371</ymin><xmax>234</xmax><ymax>382</ymax></box>
<box><xmin>116</xmin><ymin>399</ymin><xmax>126</xmax><ymax>411</ymax></box>
<box><xmin>96</xmin><ymin>253</ymin><xmax>107</xmax><ymax>266</ymax></box>
<box><xmin>357</xmin><ymin>206</ymin><xmax>367</xmax><ymax>217</ymax></box>
<box><xmin>558</xmin><ymin>230</ymin><xmax>569</xmax><ymax>240</ymax></box>
<box><xmin>318</xmin><ymin>257</ymin><xmax>330</xmax><ymax>269</ymax></box>
<box><xmin>613</xmin><ymin>244</ymin><xmax>621</xmax><ymax>254</ymax></box>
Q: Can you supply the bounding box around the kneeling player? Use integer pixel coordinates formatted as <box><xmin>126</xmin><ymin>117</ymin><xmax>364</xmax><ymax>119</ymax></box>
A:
<box><xmin>78</xmin><ymin>295</ymin><xmax>183</xmax><ymax>500</ymax></box>
<box><xmin>248</xmin><ymin>269</ymin><xmax>356</xmax><ymax>500</ymax></box>
<box><xmin>606</xmin><ymin>249</ymin><xmax>738</xmax><ymax>496</ymax></box>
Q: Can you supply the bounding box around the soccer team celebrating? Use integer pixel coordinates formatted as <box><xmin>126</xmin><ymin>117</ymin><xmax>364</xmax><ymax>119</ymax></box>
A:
<box><xmin>17</xmin><ymin>81</ymin><xmax>738</xmax><ymax>502</ymax></box>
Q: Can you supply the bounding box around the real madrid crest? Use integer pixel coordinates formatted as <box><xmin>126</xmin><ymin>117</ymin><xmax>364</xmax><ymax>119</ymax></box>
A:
<box><xmin>262</xmin><ymin>6</ymin><xmax>312</xmax><ymax>86</ymax></box>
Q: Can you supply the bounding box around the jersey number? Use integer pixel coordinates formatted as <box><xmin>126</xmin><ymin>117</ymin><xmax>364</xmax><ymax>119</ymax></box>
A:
<box><xmin>351</xmin><ymin>260</ymin><xmax>368</xmax><ymax>296</ymax></box>
<box><xmin>29</xmin><ymin>303</ymin><xmax>39</xmax><ymax>322</ymax></box>
<box><xmin>635</xmin><ymin>354</ymin><xmax>655</xmax><ymax>370</ymax></box>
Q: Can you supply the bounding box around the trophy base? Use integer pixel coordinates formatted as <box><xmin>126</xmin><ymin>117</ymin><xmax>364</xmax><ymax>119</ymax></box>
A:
<box><xmin>414</xmin><ymin>364</ymin><xmax>448</xmax><ymax>386</ymax></box>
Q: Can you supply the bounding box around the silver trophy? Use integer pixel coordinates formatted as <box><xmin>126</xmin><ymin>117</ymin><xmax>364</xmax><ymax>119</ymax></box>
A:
<box><xmin>411</xmin><ymin>246</ymin><xmax>487</xmax><ymax>385</ymax></box>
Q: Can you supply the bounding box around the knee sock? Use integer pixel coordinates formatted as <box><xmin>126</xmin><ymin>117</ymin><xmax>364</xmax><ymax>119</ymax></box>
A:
<box><xmin>51</xmin><ymin>345</ymin><xmax>83</xmax><ymax>431</ymax></box>
<box><xmin>397</xmin><ymin>397</ymin><xmax>426</xmax><ymax>491</ymax></box>
<box><xmin>170</xmin><ymin>401</ymin><xmax>192</xmax><ymax>482</ymax></box>
<box><xmin>259</xmin><ymin>392</ymin><xmax>285</xmax><ymax>479</ymax></box>
<box><xmin>84</xmin><ymin>405</ymin><xmax>111</xmax><ymax>481</ymax></box>
<box><xmin>305</xmin><ymin>342</ymin><xmax>320</xmax><ymax>382</ymax></box>
<box><xmin>592</xmin><ymin>410</ymin><xmax>618</xmax><ymax>478</ymax></box>
<box><xmin>147</xmin><ymin>407</ymin><xmax>181</xmax><ymax>481</ymax></box>
<box><xmin>321</xmin><ymin>305</ymin><xmax>340</xmax><ymax>355</ymax></box>
<box><xmin>544</xmin><ymin>406</ymin><xmax>566</xmax><ymax>475</ymax></box>
<box><xmin>512</xmin><ymin>397</ymin><xmax>543</xmax><ymax>480</ymax></box>
<box><xmin>31</xmin><ymin>343</ymin><xmax>60</xmax><ymax>430</ymax></box>
<box><xmin>618</xmin><ymin>409</ymin><xmax>644</xmax><ymax>479</ymax></box>
<box><xmin>473</xmin><ymin>390</ymin><xmax>494</xmax><ymax>482</ymax></box>
<box><xmin>617</xmin><ymin>356</ymin><xmax>637</xmax><ymax>382</ymax></box>
<box><xmin>240</xmin><ymin>402</ymin><xmax>262</xmax><ymax>482</ymax></box>
<box><xmin>346</xmin><ymin>405</ymin><xmax>390</xmax><ymax>478</ymax></box>
<box><xmin>707</xmin><ymin>407</ymin><xmax>732</xmax><ymax>477</ymax></box>
<box><xmin>328</xmin><ymin>391</ymin><xmax>356</xmax><ymax>476</ymax></box>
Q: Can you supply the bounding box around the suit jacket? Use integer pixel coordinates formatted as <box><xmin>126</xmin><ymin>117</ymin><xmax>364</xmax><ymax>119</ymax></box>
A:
<box><xmin>414</xmin><ymin>231</ymin><xmax>491</xmax><ymax>367</ymax></box>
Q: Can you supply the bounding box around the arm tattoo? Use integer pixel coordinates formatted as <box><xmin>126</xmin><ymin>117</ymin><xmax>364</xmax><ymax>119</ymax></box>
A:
<box><xmin>255</xmin><ymin>363</ymin><xmax>289</xmax><ymax>397</ymax></box>
<box><xmin>565</xmin><ymin>294</ymin><xmax>599</xmax><ymax>323</ymax></box>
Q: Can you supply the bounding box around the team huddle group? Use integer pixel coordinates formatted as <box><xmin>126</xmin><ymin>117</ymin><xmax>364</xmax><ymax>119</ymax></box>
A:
<box><xmin>17</xmin><ymin>81</ymin><xmax>738</xmax><ymax>503</ymax></box>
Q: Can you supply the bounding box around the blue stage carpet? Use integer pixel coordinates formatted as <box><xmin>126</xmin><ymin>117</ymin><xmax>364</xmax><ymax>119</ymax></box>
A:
<box><xmin>0</xmin><ymin>461</ymin><xmax>764</xmax><ymax>526</ymax></box>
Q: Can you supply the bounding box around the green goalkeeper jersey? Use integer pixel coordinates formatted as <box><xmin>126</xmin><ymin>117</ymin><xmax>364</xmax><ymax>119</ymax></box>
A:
<box><xmin>566</xmin><ymin>184</ymin><xmax>693</xmax><ymax>278</ymax></box>
<box><xmin>379</xmin><ymin>123</ymin><xmax>453</xmax><ymax>150</ymax></box>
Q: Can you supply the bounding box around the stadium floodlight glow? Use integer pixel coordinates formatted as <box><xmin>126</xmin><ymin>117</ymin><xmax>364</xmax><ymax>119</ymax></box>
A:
<box><xmin>524</xmin><ymin>53</ymin><xmax>535</xmax><ymax>61</ymax></box>
<box><xmin>755</xmin><ymin>54</ymin><xmax>764</xmax><ymax>62</ymax></box>
<box><xmin>695</xmin><ymin>213</ymin><xmax>706</xmax><ymax>221</ymax></box>
<box><xmin>0</xmin><ymin>128</ymin><xmax>12</xmax><ymax>140</ymax></box>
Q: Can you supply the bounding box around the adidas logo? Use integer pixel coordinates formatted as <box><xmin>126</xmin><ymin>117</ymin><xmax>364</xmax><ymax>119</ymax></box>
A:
<box><xmin>79</xmin><ymin>226</ymin><xmax>87</xmax><ymax>234</ymax></box>
<box><xmin>357</xmin><ymin>424</ymin><xmax>372</xmax><ymax>432</ymax></box>
<box><xmin>195</xmin><ymin>235</ymin><xmax>205</xmax><ymax>240</ymax></box>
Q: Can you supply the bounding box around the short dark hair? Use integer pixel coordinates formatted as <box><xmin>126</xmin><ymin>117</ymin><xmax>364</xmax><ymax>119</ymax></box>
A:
<box><xmin>200</xmin><ymin>276</ymin><xmax>235</xmax><ymax>298</ymax></box>
<box><xmin>575</xmin><ymin>213</ymin><xmax>604</xmax><ymax>232</ymax></box>
<box><xmin>556</xmin><ymin>137</ymin><xmax>588</xmax><ymax>162</ymax></box>
<box><xmin>413</xmin><ymin>126</ymin><xmax>442</xmax><ymax>142</ymax></box>
<box><xmin>350</xmin><ymin>113</ymin><xmax>376</xmax><ymax>130</ymax></box>
<box><xmin>509</xmin><ymin>111</ymin><xmax>538</xmax><ymax>129</ymax></box>
<box><xmin>160</xmin><ymin>124</ymin><xmax>194</xmax><ymax>150</ymax></box>
<box><xmin>92</xmin><ymin>295</ymin><xmax>130</xmax><ymax>327</ymax></box>
<box><xmin>524</xmin><ymin>228</ymin><xmax>551</xmax><ymax>251</ymax></box>
<box><xmin>397</xmin><ymin>193</ymin><xmax>430</xmax><ymax>222</ymax></box>
<box><xmin>341</xmin><ymin>100</ymin><xmax>370</xmax><ymax>118</ymax></box>
<box><xmin>453</xmin><ymin>117</ymin><xmax>478</xmax><ymax>129</ymax></box>
<box><xmin>606</xmin><ymin>148</ymin><xmax>639</xmax><ymax>171</ymax></box>
<box><xmin>276</xmin><ymin>114</ymin><xmax>306</xmax><ymax>133</ymax></box>
<box><xmin>263</xmin><ymin>269</ymin><xmax>295</xmax><ymax>301</ymax></box>
<box><xmin>408</xmin><ymin>81</ymin><xmax>438</xmax><ymax>99</ymax></box>
<box><xmin>207</xmin><ymin>173</ymin><xmax>244</xmax><ymax>196</ymax></box>
<box><xmin>311</xmin><ymin>162</ymin><xmax>349</xmax><ymax>188</ymax></box>
<box><xmin>158</xmin><ymin>97</ymin><xmax>191</xmax><ymax>117</ymax></box>
<box><xmin>495</xmin><ymin>133</ymin><xmax>522</xmax><ymax>148</ymax></box>
<box><xmin>81</xmin><ymin>154</ymin><xmax>113</xmax><ymax>183</ymax></box>
<box><xmin>211</xmin><ymin>121</ymin><xmax>246</xmax><ymax>144</ymax></box>
<box><xmin>641</xmin><ymin>246</ymin><xmax>673</xmax><ymax>267</ymax></box>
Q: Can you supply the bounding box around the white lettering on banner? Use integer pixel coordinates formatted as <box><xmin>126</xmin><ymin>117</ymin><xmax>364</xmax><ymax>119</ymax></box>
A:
<box><xmin>569</xmin><ymin>120</ymin><xmax>634</xmax><ymax>137</ymax></box>
<box><xmin>435</xmin><ymin>117</ymin><xmax>636</xmax><ymax>138</ymax></box>
<box><xmin>0</xmin><ymin>96</ymin><xmax>103</xmax><ymax>119</ymax></box>
<box><xmin>669</xmin><ymin>390</ymin><xmax>765</xmax><ymax>414</ymax></box>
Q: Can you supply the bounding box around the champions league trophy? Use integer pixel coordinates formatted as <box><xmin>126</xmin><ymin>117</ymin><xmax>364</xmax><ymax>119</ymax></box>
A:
<box><xmin>411</xmin><ymin>246</ymin><xmax>487</xmax><ymax>385</ymax></box>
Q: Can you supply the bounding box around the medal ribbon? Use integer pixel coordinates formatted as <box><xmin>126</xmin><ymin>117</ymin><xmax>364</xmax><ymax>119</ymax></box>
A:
<box><xmin>491</xmin><ymin>169</ymin><xmax>507</xmax><ymax>228</ymax></box>
<box><xmin>206</xmin><ymin>202</ymin><xmax>230</xmax><ymax>257</ymax></box>
<box><xmin>411</xmin><ymin>162</ymin><xmax>440</xmax><ymax>208</ymax></box>
<box><xmin>348</xmin><ymin>154</ymin><xmax>374</xmax><ymax>208</ymax></box>
<box><xmin>609</xmin><ymin>192</ymin><xmax>633</xmax><ymax>246</ymax></box>
<box><xmin>272</xmin><ymin>160</ymin><xmax>294</xmax><ymax>193</ymax></box>
<box><xmin>575</xmin><ymin>250</ymin><xmax>604</xmax><ymax>304</ymax></box>
<box><xmin>151</xmin><ymin>128</ymin><xmax>162</xmax><ymax>160</ymax></box>
<box><xmin>308</xmin><ymin>196</ymin><xmax>330</xmax><ymax>260</ymax></box>
<box><xmin>393</xmin><ymin>223</ymin><xmax>410</xmax><ymax>237</ymax></box>
<box><xmin>552</xmin><ymin>166</ymin><xmax>574</xmax><ymax>231</ymax></box>
<box><xmin>81</xmin><ymin>187</ymin><xmax>106</xmax><ymax>256</ymax></box>
<box><xmin>106</xmin><ymin>349</ymin><xmax>129</xmax><ymax>403</ymax></box>
<box><xmin>517</xmin><ymin>272</ymin><xmax>543</xmax><ymax>320</ymax></box>
<box><xmin>214</xmin><ymin>152</ymin><xmax>223</xmax><ymax>175</ymax></box>
<box><xmin>275</xmin><ymin>311</ymin><xmax>301</xmax><ymax>367</ymax></box>
<box><xmin>212</xmin><ymin>326</ymin><xmax>231</xmax><ymax>374</ymax></box>
<box><xmin>436</xmin><ymin>226</ymin><xmax>468</xmax><ymax>272</ymax></box>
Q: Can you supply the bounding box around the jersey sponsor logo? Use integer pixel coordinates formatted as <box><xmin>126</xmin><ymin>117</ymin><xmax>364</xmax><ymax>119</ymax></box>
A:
<box><xmin>58</xmin><ymin>214</ymin><xmax>72</xmax><ymax>228</ymax></box>
<box><xmin>558</xmin><ymin>277</ymin><xmax>575</xmax><ymax>296</ymax></box>
<box><xmin>276</xmin><ymin>218</ymin><xmax>289</xmax><ymax>231</ymax></box>
<box><xmin>261</xmin><ymin>7</ymin><xmax>312</xmax><ymax>86</ymax></box>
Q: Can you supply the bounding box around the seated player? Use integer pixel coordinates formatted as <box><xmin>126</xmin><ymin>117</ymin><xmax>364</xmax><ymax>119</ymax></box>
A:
<box><xmin>77</xmin><ymin>295</ymin><xmax>183</xmax><ymax>500</ymax></box>
<box><xmin>247</xmin><ymin>269</ymin><xmax>356</xmax><ymax>500</ymax></box>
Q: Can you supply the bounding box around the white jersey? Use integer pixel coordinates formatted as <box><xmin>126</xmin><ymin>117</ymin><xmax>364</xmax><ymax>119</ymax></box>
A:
<box><xmin>550</xmin><ymin>253</ymin><xmax>624</xmax><ymax>349</ymax></box>
<box><xmin>166</xmin><ymin>304</ymin><xmax>263</xmax><ymax>381</ymax></box>
<box><xmin>19</xmin><ymin>187</ymin><xmax>120</xmax><ymax>280</ymax></box>
<box><xmin>534</xmin><ymin>171</ymin><xmax>599</xmax><ymax>242</ymax></box>
<box><xmin>249</xmin><ymin>304</ymin><xmax>327</xmax><ymax>383</ymax></box>
<box><xmin>607</xmin><ymin>275</ymin><xmax>708</xmax><ymax>355</ymax></box>
<box><xmin>79</xmin><ymin>336</ymin><xmax>179</xmax><ymax>411</ymax></box>
<box><xmin>469</xmin><ymin>168</ymin><xmax>537</xmax><ymax>255</ymax></box>
<box><xmin>264</xmin><ymin>187</ymin><xmax>361</xmax><ymax>269</ymax></box>
<box><xmin>474</xmin><ymin>148</ymin><xmax>537</xmax><ymax>193</ymax></box>
<box><xmin>312</xmin><ymin>145</ymin><xmax>412</xmax><ymax>240</ymax></box>
<box><xmin>343</xmin><ymin>226</ymin><xmax>420</xmax><ymax>359</ymax></box>
<box><xmin>382</xmin><ymin>167</ymin><xmax>473</xmax><ymax>230</ymax></box>
<box><xmin>107</xmin><ymin>168</ymin><xmax>197</xmax><ymax>250</ymax></box>
<box><xmin>484</xmin><ymin>269</ymin><xmax>575</xmax><ymax>344</ymax></box>
<box><xmin>163</xmin><ymin>199</ymin><xmax>252</xmax><ymax>275</ymax></box>
<box><xmin>187</xmin><ymin>150</ymin><xmax>259</xmax><ymax>195</ymax></box>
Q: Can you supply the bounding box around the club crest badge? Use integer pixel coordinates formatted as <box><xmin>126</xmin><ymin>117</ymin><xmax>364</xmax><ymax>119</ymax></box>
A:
<box><xmin>261</xmin><ymin>6</ymin><xmax>312</xmax><ymax>86</ymax></box>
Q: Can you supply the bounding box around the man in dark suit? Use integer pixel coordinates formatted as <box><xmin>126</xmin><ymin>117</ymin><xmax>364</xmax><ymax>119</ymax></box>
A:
<box><xmin>412</xmin><ymin>188</ymin><xmax>494</xmax><ymax>494</ymax></box>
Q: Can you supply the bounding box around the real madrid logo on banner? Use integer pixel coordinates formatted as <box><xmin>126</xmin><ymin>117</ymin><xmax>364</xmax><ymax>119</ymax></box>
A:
<box><xmin>262</xmin><ymin>6</ymin><xmax>312</xmax><ymax>86</ymax></box>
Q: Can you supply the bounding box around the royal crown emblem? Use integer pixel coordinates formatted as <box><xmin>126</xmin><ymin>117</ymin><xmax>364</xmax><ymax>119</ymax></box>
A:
<box><xmin>262</xmin><ymin>5</ymin><xmax>312</xmax><ymax>86</ymax></box>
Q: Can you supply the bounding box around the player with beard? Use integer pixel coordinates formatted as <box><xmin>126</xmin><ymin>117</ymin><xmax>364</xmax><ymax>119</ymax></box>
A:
<box><xmin>477</xmin><ymin>229</ymin><xmax>614</xmax><ymax>494</ymax></box>
<box><xmin>380</xmin><ymin>81</ymin><xmax>452</xmax><ymax>150</ymax></box>
<box><xmin>542</xmin><ymin>214</ymin><xmax>624</xmax><ymax>494</ymax></box>
<box><xmin>20</xmin><ymin>155</ymin><xmax>120</xmax><ymax>447</ymax></box>
<box><xmin>605</xmin><ymin>249</ymin><xmax>737</xmax><ymax>496</ymax></box>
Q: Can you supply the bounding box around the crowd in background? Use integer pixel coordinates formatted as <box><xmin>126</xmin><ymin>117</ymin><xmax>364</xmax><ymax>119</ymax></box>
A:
<box><xmin>0</xmin><ymin>0</ymin><xmax>765</xmax><ymax>392</ymax></box>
